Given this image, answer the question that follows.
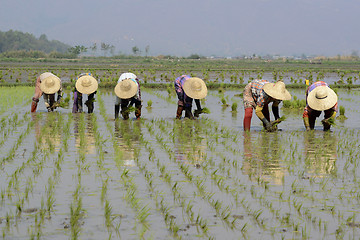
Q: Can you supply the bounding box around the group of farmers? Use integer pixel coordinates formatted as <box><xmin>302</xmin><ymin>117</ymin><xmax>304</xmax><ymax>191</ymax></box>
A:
<box><xmin>242</xmin><ymin>79</ymin><xmax>338</xmax><ymax>131</ymax></box>
<box><xmin>31</xmin><ymin>72</ymin><xmax>338</xmax><ymax>131</ymax></box>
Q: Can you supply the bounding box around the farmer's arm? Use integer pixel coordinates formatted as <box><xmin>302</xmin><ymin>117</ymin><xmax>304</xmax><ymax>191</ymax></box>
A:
<box><xmin>114</xmin><ymin>96</ymin><xmax>121</xmax><ymax>119</ymax></box>
<box><xmin>31</xmin><ymin>76</ymin><xmax>43</xmax><ymax>112</ymax></box>
<box><xmin>272</xmin><ymin>100</ymin><xmax>280</xmax><ymax>120</ymax></box>
<box><xmin>174</xmin><ymin>82</ymin><xmax>184</xmax><ymax>102</ymax></box>
<box><xmin>255</xmin><ymin>105</ymin><xmax>272</xmax><ymax>131</ymax></box>
<box><xmin>303</xmin><ymin>106</ymin><xmax>311</xmax><ymax>130</ymax></box>
<box><xmin>57</xmin><ymin>87</ymin><xmax>63</xmax><ymax>103</ymax></box>
<box><xmin>136</xmin><ymin>78</ymin><xmax>141</xmax><ymax>100</ymax></box>
<box><xmin>329</xmin><ymin>102</ymin><xmax>338</xmax><ymax>119</ymax></box>
<box><xmin>195</xmin><ymin>99</ymin><xmax>202</xmax><ymax>111</ymax></box>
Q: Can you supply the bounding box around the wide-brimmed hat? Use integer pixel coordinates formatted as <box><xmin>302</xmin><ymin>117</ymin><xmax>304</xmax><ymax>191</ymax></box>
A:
<box><xmin>183</xmin><ymin>77</ymin><xmax>207</xmax><ymax>99</ymax></box>
<box><xmin>114</xmin><ymin>78</ymin><xmax>138</xmax><ymax>99</ymax></box>
<box><xmin>263</xmin><ymin>81</ymin><xmax>291</xmax><ymax>100</ymax></box>
<box><xmin>39</xmin><ymin>72</ymin><xmax>61</xmax><ymax>94</ymax></box>
<box><xmin>307</xmin><ymin>86</ymin><xmax>337</xmax><ymax>111</ymax></box>
<box><xmin>75</xmin><ymin>75</ymin><xmax>98</xmax><ymax>94</ymax></box>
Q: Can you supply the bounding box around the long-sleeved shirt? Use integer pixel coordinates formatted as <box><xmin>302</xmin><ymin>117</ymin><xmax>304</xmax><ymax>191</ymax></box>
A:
<box><xmin>174</xmin><ymin>75</ymin><xmax>193</xmax><ymax>107</ymax></box>
<box><xmin>33</xmin><ymin>75</ymin><xmax>62</xmax><ymax>106</ymax></box>
<box><xmin>250</xmin><ymin>79</ymin><xmax>280</xmax><ymax>108</ymax></box>
<box><xmin>115</xmin><ymin>73</ymin><xmax>141</xmax><ymax>105</ymax></box>
<box><xmin>303</xmin><ymin>81</ymin><xmax>338</xmax><ymax>118</ymax></box>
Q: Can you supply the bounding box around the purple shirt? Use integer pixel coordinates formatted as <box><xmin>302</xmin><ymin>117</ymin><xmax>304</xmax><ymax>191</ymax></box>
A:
<box><xmin>174</xmin><ymin>75</ymin><xmax>193</xmax><ymax>107</ymax></box>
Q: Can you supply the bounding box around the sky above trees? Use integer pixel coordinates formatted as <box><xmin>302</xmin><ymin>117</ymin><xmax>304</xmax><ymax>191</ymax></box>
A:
<box><xmin>1</xmin><ymin>0</ymin><xmax>359</xmax><ymax>57</ymax></box>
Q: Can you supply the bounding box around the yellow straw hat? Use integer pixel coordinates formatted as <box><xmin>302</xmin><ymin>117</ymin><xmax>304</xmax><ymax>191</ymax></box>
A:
<box><xmin>183</xmin><ymin>77</ymin><xmax>207</xmax><ymax>99</ymax></box>
<box><xmin>307</xmin><ymin>86</ymin><xmax>338</xmax><ymax>111</ymax></box>
<box><xmin>114</xmin><ymin>78</ymin><xmax>138</xmax><ymax>99</ymax></box>
<box><xmin>75</xmin><ymin>75</ymin><xmax>98</xmax><ymax>94</ymax></box>
<box><xmin>263</xmin><ymin>81</ymin><xmax>291</xmax><ymax>100</ymax></box>
<box><xmin>39</xmin><ymin>72</ymin><xmax>61</xmax><ymax>94</ymax></box>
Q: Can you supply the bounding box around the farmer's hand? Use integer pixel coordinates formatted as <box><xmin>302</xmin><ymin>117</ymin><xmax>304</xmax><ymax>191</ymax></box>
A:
<box><xmin>321</xmin><ymin>118</ymin><xmax>329</xmax><ymax>126</ymax></box>
<box><xmin>194</xmin><ymin>108</ymin><xmax>203</xmax><ymax>118</ymax></box>
<box><xmin>262</xmin><ymin>118</ymin><xmax>276</xmax><ymax>132</ymax></box>
<box><xmin>321</xmin><ymin>118</ymin><xmax>333</xmax><ymax>130</ymax></box>
<box><xmin>52</xmin><ymin>101</ymin><xmax>60</xmax><ymax>109</ymax></box>
<box><xmin>273</xmin><ymin>118</ymin><xmax>281</xmax><ymax>124</ymax></box>
<box><xmin>270</xmin><ymin>121</ymin><xmax>279</xmax><ymax>131</ymax></box>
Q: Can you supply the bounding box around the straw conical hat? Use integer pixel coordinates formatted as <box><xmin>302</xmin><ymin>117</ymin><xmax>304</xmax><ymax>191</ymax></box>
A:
<box><xmin>183</xmin><ymin>77</ymin><xmax>207</xmax><ymax>99</ymax></box>
<box><xmin>75</xmin><ymin>75</ymin><xmax>98</xmax><ymax>94</ymax></box>
<box><xmin>307</xmin><ymin>86</ymin><xmax>338</xmax><ymax>111</ymax></box>
<box><xmin>263</xmin><ymin>81</ymin><xmax>291</xmax><ymax>100</ymax></box>
<box><xmin>39</xmin><ymin>72</ymin><xmax>61</xmax><ymax>94</ymax></box>
<box><xmin>114</xmin><ymin>78</ymin><xmax>138</xmax><ymax>99</ymax></box>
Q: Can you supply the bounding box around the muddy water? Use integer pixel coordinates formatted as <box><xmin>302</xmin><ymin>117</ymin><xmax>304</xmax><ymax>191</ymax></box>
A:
<box><xmin>0</xmin><ymin>87</ymin><xmax>360</xmax><ymax>239</ymax></box>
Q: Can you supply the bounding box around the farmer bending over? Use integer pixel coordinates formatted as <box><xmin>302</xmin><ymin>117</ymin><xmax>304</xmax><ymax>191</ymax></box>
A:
<box><xmin>174</xmin><ymin>75</ymin><xmax>207</xmax><ymax>119</ymax></box>
<box><xmin>72</xmin><ymin>73</ymin><xmax>98</xmax><ymax>113</ymax></box>
<box><xmin>243</xmin><ymin>80</ymin><xmax>291</xmax><ymax>131</ymax></box>
<box><xmin>114</xmin><ymin>72</ymin><xmax>142</xmax><ymax>120</ymax></box>
<box><xmin>31</xmin><ymin>72</ymin><xmax>62</xmax><ymax>112</ymax></box>
<box><xmin>303</xmin><ymin>81</ymin><xmax>338</xmax><ymax>131</ymax></box>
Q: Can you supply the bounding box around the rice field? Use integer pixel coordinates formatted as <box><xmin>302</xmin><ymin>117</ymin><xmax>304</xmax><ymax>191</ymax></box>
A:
<box><xmin>1</xmin><ymin>84</ymin><xmax>360</xmax><ymax>239</ymax></box>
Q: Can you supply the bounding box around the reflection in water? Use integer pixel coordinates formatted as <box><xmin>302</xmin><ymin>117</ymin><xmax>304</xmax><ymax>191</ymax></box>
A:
<box><xmin>303</xmin><ymin>131</ymin><xmax>337</xmax><ymax>177</ymax></box>
<box><xmin>242</xmin><ymin>131</ymin><xmax>338</xmax><ymax>184</ymax></box>
<box><xmin>242</xmin><ymin>131</ymin><xmax>286</xmax><ymax>185</ymax></box>
<box><xmin>114</xmin><ymin>120</ymin><xmax>142</xmax><ymax>166</ymax></box>
<box><xmin>73</xmin><ymin>114</ymin><xmax>96</xmax><ymax>155</ymax></box>
<box><xmin>33</xmin><ymin>112</ymin><xmax>62</xmax><ymax>153</ymax></box>
<box><xmin>173</xmin><ymin>119</ymin><xmax>206</xmax><ymax>166</ymax></box>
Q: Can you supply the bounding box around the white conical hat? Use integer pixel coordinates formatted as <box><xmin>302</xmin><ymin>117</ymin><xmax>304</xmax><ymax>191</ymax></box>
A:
<box><xmin>75</xmin><ymin>75</ymin><xmax>98</xmax><ymax>94</ymax></box>
<box><xmin>307</xmin><ymin>86</ymin><xmax>338</xmax><ymax>111</ymax></box>
<box><xmin>263</xmin><ymin>81</ymin><xmax>291</xmax><ymax>100</ymax></box>
<box><xmin>183</xmin><ymin>77</ymin><xmax>207</xmax><ymax>99</ymax></box>
<box><xmin>39</xmin><ymin>72</ymin><xmax>61</xmax><ymax>94</ymax></box>
<box><xmin>118</xmin><ymin>72</ymin><xmax>137</xmax><ymax>82</ymax></box>
<box><xmin>114</xmin><ymin>78</ymin><xmax>138</xmax><ymax>99</ymax></box>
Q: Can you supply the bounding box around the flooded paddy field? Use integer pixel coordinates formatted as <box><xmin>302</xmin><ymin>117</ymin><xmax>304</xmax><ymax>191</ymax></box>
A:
<box><xmin>2</xmin><ymin>60</ymin><xmax>360</xmax><ymax>87</ymax></box>
<box><xmin>1</xmin><ymin>86</ymin><xmax>360</xmax><ymax>239</ymax></box>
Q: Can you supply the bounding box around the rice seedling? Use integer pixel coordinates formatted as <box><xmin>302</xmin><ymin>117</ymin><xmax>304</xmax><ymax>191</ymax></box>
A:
<box><xmin>146</xmin><ymin>99</ymin><xmax>153</xmax><ymax>108</ymax></box>
<box><xmin>272</xmin><ymin>116</ymin><xmax>287</xmax><ymax>128</ymax></box>
<box><xmin>231</xmin><ymin>102</ymin><xmax>238</xmax><ymax>112</ymax></box>
<box><xmin>1</xmin><ymin>64</ymin><xmax>360</xmax><ymax>239</ymax></box>
<box><xmin>337</xmin><ymin>106</ymin><xmax>347</xmax><ymax>120</ymax></box>
<box><xmin>220</xmin><ymin>96</ymin><xmax>229</xmax><ymax>107</ymax></box>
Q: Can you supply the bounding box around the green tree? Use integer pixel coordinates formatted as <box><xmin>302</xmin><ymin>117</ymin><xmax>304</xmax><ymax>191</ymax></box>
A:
<box><xmin>90</xmin><ymin>43</ymin><xmax>97</xmax><ymax>55</ymax></box>
<box><xmin>68</xmin><ymin>45</ymin><xmax>87</xmax><ymax>56</ymax></box>
<box><xmin>110</xmin><ymin>45</ymin><xmax>115</xmax><ymax>56</ymax></box>
<box><xmin>187</xmin><ymin>54</ymin><xmax>202</xmax><ymax>59</ymax></box>
<box><xmin>39</xmin><ymin>34</ymin><xmax>48</xmax><ymax>41</ymax></box>
<box><xmin>101</xmin><ymin>42</ymin><xmax>111</xmax><ymax>56</ymax></box>
<box><xmin>0</xmin><ymin>30</ymin><xmax>71</xmax><ymax>53</ymax></box>
<box><xmin>132</xmin><ymin>46</ymin><xmax>140</xmax><ymax>56</ymax></box>
<box><xmin>145</xmin><ymin>45</ymin><xmax>150</xmax><ymax>57</ymax></box>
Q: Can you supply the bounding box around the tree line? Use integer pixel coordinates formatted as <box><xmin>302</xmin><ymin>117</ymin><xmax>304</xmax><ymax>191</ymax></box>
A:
<box><xmin>0</xmin><ymin>29</ymin><xmax>206</xmax><ymax>59</ymax></box>
<box><xmin>0</xmin><ymin>30</ymin><xmax>71</xmax><ymax>54</ymax></box>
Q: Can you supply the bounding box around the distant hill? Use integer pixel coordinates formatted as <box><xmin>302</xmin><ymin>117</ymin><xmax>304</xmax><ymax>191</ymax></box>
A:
<box><xmin>0</xmin><ymin>30</ymin><xmax>71</xmax><ymax>53</ymax></box>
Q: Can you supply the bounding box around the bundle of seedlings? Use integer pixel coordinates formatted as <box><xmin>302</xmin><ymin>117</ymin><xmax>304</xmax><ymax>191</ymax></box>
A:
<box><xmin>194</xmin><ymin>107</ymin><xmax>211</xmax><ymax>117</ymax></box>
<box><xmin>322</xmin><ymin>117</ymin><xmax>336</xmax><ymax>126</ymax></box>
<box><xmin>58</xmin><ymin>94</ymin><xmax>71</xmax><ymax>108</ymax></box>
<box><xmin>264</xmin><ymin>116</ymin><xmax>287</xmax><ymax>132</ymax></box>
<box><xmin>272</xmin><ymin>116</ymin><xmax>287</xmax><ymax>126</ymax></box>
<box><xmin>337</xmin><ymin>106</ymin><xmax>347</xmax><ymax>120</ymax></box>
